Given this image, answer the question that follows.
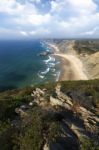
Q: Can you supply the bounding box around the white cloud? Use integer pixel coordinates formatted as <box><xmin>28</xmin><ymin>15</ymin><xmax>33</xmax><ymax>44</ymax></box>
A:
<box><xmin>81</xmin><ymin>27</ymin><xmax>99</xmax><ymax>36</ymax></box>
<box><xmin>19</xmin><ymin>28</ymin><xmax>51</xmax><ymax>38</ymax></box>
<box><xmin>50</xmin><ymin>0</ymin><xmax>97</xmax><ymax>15</ymax></box>
<box><xmin>0</xmin><ymin>0</ymin><xmax>37</xmax><ymax>15</ymax></box>
<box><xmin>29</xmin><ymin>0</ymin><xmax>41</xmax><ymax>3</ymax></box>
<box><xmin>0</xmin><ymin>0</ymin><xmax>23</xmax><ymax>14</ymax></box>
<box><xmin>14</xmin><ymin>13</ymin><xmax>51</xmax><ymax>26</ymax></box>
<box><xmin>0</xmin><ymin>27</ymin><xmax>26</xmax><ymax>39</ymax></box>
<box><xmin>20</xmin><ymin>31</ymin><xmax>28</xmax><ymax>36</ymax></box>
<box><xmin>29</xmin><ymin>28</ymin><xmax>51</xmax><ymax>35</ymax></box>
<box><xmin>0</xmin><ymin>0</ymin><xmax>99</xmax><ymax>38</ymax></box>
<box><xmin>49</xmin><ymin>0</ymin><xmax>99</xmax><ymax>37</ymax></box>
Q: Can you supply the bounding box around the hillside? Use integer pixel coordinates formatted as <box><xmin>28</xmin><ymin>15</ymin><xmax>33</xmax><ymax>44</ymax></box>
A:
<box><xmin>0</xmin><ymin>80</ymin><xmax>99</xmax><ymax>150</ymax></box>
<box><xmin>74</xmin><ymin>40</ymin><xmax>99</xmax><ymax>79</ymax></box>
<box><xmin>74</xmin><ymin>40</ymin><xmax>99</xmax><ymax>54</ymax></box>
<box><xmin>52</xmin><ymin>39</ymin><xmax>99</xmax><ymax>80</ymax></box>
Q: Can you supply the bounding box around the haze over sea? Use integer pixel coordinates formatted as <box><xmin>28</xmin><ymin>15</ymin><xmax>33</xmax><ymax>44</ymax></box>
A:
<box><xmin>0</xmin><ymin>40</ymin><xmax>60</xmax><ymax>91</ymax></box>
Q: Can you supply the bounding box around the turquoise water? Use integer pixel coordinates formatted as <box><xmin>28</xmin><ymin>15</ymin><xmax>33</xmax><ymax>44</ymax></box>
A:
<box><xmin>0</xmin><ymin>40</ymin><xmax>60</xmax><ymax>91</ymax></box>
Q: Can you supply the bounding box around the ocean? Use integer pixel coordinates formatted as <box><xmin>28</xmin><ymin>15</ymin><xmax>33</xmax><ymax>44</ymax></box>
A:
<box><xmin>0</xmin><ymin>40</ymin><xmax>60</xmax><ymax>91</ymax></box>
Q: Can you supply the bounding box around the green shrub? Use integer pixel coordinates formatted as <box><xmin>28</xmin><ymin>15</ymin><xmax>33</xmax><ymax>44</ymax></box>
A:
<box><xmin>80</xmin><ymin>137</ymin><xmax>99</xmax><ymax>150</ymax></box>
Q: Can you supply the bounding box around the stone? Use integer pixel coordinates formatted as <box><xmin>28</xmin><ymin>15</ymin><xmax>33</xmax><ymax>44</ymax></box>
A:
<box><xmin>31</xmin><ymin>93</ymin><xmax>34</xmax><ymax>97</ymax></box>
<box><xmin>29</xmin><ymin>102</ymin><xmax>33</xmax><ymax>106</ymax></box>
<box><xmin>43</xmin><ymin>144</ymin><xmax>49</xmax><ymax>150</ymax></box>
<box><xmin>50</xmin><ymin>96</ymin><xmax>63</xmax><ymax>106</ymax></box>
<box><xmin>36</xmin><ymin>88</ymin><xmax>45</xmax><ymax>95</ymax></box>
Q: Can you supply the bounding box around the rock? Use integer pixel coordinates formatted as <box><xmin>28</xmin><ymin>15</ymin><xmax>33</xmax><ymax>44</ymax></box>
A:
<box><xmin>55</xmin><ymin>84</ymin><xmax>61</xmax><ymax>96</ymax></box>
<box><xmin>50</xmin><ymin>96</ymin><xmax>63</xmax><ymax>106</ymax></box>
<box><xmin>15</xmin><ymin>108</ymin><xmax>27</xmax><ymax>117</ymax></box>
<box><xmin>31</xmin><ymin>93</ymin><xmax>34</xmax><ymax>97</ymax></box>
<box><xmin>36</xmin><ymin>88</ymin><xmax>45</xmax><ymax>95</ymax></box>
<box><xmin>39</xmin><ymin>97</ymin><xmax>45</xmax><ymax>102</ymax></box>
<box><xmin>20</xmin><ymin>105</ymin><xmax>29</xmax><ymax>110</ymax></box>
<box><xmin>64</xmin><ymin>103</ymin><xmax>72</xmax><ymax>110</ymax></box>
<box><xmin>55</xmin><ymin>84</ymin><xmax>73</xmax><ymax>106</ymax></box>
<box><xmin>71</xmin><ymin>124</ymin><xmax>86</xmax><ymax>138</ymax></box>
<box><xmin>92</xmin><ymin>116</ymin><xmax>99</xmax><ymax>123</ymax></box>
<box><xmin>43</xmin><ymin>144</ymin><xmax>49</xmax><ymax>150</ymax></box>
<box><xmin>29</xmin><ymin>102</ymin><xmax>33</xmax><ymax>106</ymax></box>
<box><xmin>57</xmin><ymin>92</ymin><xmax>73</xmax><ymax>106</ymax></box>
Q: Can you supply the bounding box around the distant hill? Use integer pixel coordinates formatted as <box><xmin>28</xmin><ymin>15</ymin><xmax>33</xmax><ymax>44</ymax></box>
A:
<box><xmin>74</xmin><ymin>40</ymin><xmax>99</xmax><ymax>79</ymax></box>
<box><xmin>52</xmin><ymin>39</ymin><xmax>99</xmax><ymax>80</ymax></box>
<box><xmin>74</xmin><ymin>40</ymin><xmax>99</xmax><ymax>54</ymax></box>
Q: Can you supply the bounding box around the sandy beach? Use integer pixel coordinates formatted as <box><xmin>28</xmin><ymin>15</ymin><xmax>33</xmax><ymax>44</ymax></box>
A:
<box><xmin>49</xmin><ymin>43</ymin><xmax>88</xmax><ymax>81</ymax></box>
<box><xmin>55</xmin><ymin>53</ymin><xmax>88</xmax><ymax>80</ymax></box>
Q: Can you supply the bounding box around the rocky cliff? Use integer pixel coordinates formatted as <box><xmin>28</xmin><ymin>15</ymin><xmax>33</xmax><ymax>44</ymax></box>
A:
<box><xmin>74</xmin><ymin>40</ymin><xmax>99</xmax><ymax>79</ymax></box>
<box><xmin>0</xmin><ymin>80</ymin><xmax>99</xmax><ymax>150</ymax></box>
<box><xmin>54</xmin><ymin>39</ymin><xmax>99</xmax><ymax>80</ymax></box>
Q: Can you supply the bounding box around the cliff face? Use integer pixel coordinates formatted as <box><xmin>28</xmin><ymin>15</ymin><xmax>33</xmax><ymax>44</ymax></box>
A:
<box><xmin>54</xmin><ymin>39</ymin><xmax>99</xmax><ymax>80</ymax></box>
<box><xmin>73</xmin><ymin>40</ymin><xmax>99</xmax><ymax>79</ymax></box>
<box><xmin>85</xmin><ymin>52</ymin><xmax>99</xmax><ymax>79</ymax></box>
<box><xmin>0</xmin><ymin>80</ymin><xmax>99</xmax><ymax>150</ymax></box>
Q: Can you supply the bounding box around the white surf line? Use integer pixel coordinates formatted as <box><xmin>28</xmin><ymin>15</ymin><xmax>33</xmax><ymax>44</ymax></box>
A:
<box><xmin>48</xmin><ymin>43</ymin><xmax>88</xmax><ymax>80</ymax></box>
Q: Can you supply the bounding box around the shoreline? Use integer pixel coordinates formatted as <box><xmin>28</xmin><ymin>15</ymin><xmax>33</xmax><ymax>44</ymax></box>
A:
<box><xmin>48</xmin><ymin>42</ymin><xmax>88</xmax><ymax>81</ymax></box>
<box><xmin>55</xmin><ymin>53</ymin><xmax>88</xmax><ymax>81</ymax></box>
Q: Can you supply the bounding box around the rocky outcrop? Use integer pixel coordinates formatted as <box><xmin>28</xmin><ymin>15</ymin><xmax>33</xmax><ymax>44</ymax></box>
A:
<box><xmin>13</xmin><ymin>82</ymin><xmax>99</xmax><ymax>150</ymax></box>
<box><xmin>43</xmin><ymin>144</ymin><xmax>49</xmax><ymax>150</ymax></box>
<box><xmin>29</xmin><ymin>84</ymin><xmax>99</xmax><ymax>139</ymax></box>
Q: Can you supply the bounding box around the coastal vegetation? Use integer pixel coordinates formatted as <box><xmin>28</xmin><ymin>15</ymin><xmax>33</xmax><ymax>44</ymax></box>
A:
<box><xmin>74</xmin><ymin>40</ymin><xmax>99</xmax><ymax>54</ymax></box>
<box><xmin>0</xmin><ymin>79</ymin><xmax>99</xmax><ymax>150</ymax></box>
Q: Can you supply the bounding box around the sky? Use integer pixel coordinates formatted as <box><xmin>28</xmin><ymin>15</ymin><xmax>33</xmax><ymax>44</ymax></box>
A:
<box><xmin>0</xmin><ymin>0</ymin><xmax>99</xmax><ymax>39</ymax></box>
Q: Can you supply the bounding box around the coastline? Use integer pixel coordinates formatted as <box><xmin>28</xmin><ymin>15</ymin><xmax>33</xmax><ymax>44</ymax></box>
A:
<box><xmin>56</xmin><ymin>53</ymin><xmax>88</xmax><ymax>81</ymax></box>
<box><xmin>48</xmin><ymin>42</ymin><xmax>88</xmax><ymax>81</ymax></box>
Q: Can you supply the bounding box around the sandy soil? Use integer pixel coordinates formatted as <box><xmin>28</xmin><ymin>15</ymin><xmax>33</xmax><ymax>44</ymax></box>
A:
<box><xmin>50</xmin><ymin>44</ymin><xmax>88</xmax><ymax>81</ymax></box>
<box><xmin>55</xmin><ymin>53</ymin><xmax>88</xmax><ymax>80</ymax></box>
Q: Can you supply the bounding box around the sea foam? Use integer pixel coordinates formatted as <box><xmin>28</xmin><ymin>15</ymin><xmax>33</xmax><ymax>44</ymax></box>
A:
<box><xmin>41</xmin><ymin>68</ymin><xmax>50</xmax><ymax>75</ymax></box>
<box><xmin>37</xmin><ymin>72</ymin><xmax>45</xmax><ymax>79</ymax></box>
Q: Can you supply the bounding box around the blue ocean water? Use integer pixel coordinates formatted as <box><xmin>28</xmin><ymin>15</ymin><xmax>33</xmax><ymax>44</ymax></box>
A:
<box><xmin>0</xmin><ymin>40</ymin><xmax>60</xmax><ymax>91</ymax></box>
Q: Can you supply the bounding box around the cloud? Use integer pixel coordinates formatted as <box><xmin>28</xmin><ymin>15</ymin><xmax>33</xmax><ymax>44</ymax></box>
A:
<box><xmin>17</xmin><ymin>0</ymin><xmax>41</xmax><ymax>4</ymax></box>
<box><xmin>0</xmin><ymin>0</ymin><xmax>23</xmax><ymax>15</ymax></box>
<box><xmin>0</xmin><ymin>0</ymin><xmax>99</xmax><ymax>38</ymax></box>
<box><xmin>0</xmin><ymin>27</ymin><xmax>25</xmax><ymax>39</ymax></box>
<box><xmin>81</xmin><ymin>27</ymin><xmax>99</xmax><ymax>36</ymax></box>
<box><xmin>20</xmin><ymin>31</ymin><xmax>28</xmax><ymax>36</ymax></box>
<box><xmin>50</xmin><ymin>0</ymin><xmax>97</xmax><ymax>16</ymax></box>
<box><xmin>29</xmin><ymin>28</ymin><xmax>50</xmax><ymax>35</ymax></box>
<box><xmin>29</xmin><ymin>0</ymin><xmax>41</xmax><ymax>3</ymax></box>
<box><xmin>20</xmin><ymin>28</ymin><xmax>51</xmax><ymax>37</ymax></box>
<box><xmin>14</xmin><ymin>13</ymin><xmax>51</xmax><ymax>26</ymax></box>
